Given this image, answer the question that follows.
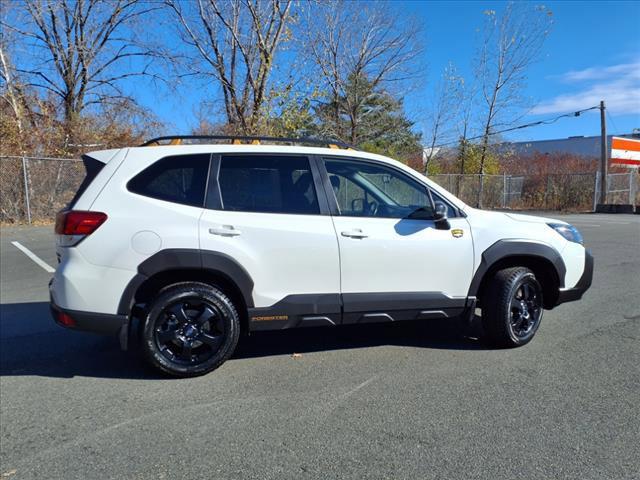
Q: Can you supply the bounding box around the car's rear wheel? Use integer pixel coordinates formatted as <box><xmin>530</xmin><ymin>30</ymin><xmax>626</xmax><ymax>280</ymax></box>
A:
<box><xmin>141</xmin><ymin>282</ymin><xmax>240</xmax><ymax>377</ymax></box>
<box><xmin>482</xmin><ymin>267</ymin><xmax>544</xmax><ymax>348</ymax></box>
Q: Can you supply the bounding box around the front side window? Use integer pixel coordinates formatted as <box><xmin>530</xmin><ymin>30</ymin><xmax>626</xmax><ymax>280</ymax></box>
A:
<box><xmin>218</xmin><ymin>155</ymin><xmax>319</xmax><ymax>214</ymax></box>
<box><xmin>127</xmin><ymin>154</ymin><xmax>210</xmax><ymax>207</ymax></box>
<box><xmin>430</xmin><ymin>190</ymin><xmax>458</xmax><ymax>218</ymax></box>
<box><xmin>325</xmin><ymin>158</ymin><xmax>432</xmax><ymax>219</ymax></box>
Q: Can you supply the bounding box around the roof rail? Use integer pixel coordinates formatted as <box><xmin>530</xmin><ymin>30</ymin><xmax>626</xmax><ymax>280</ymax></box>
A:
<box><xmin>140</xmin><ymin>135</ymin><xmax>355</xmax><ymax>150</ymax></box>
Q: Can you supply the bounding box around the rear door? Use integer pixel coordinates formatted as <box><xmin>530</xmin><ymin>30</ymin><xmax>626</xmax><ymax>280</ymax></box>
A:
<box><xmin>199</xmin><ymin>154</ymin><xmax>341</xmax><ymax>329</ymax></box>
<box><xmin>321</xmin><ymin>157</ymin><xmax>474</xmax><ymax>323</ymax></box>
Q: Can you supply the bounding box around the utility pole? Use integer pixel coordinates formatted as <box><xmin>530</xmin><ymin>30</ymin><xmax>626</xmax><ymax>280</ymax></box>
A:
<box><xmin>599</xmin><ymin>100</ymin><xmax>608</xmax><ymax>205</ymax></box>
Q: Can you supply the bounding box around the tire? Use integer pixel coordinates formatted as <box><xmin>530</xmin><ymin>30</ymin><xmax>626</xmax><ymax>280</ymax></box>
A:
<box><xmin>482</xmin><ymin>267</ymin><xmax>544</xmax><ymax>348</ymax></box>
<box><xmin>141</xmin><ymin>282</ymin><xmax>240</xmax><ymax>377</ymax></box>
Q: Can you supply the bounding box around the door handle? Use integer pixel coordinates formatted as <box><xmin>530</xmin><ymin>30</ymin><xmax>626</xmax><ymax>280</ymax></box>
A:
<box><xmin>209</xmin><ymin>225</ymin><xmax>242</xmax><ymax>237</ymax></box>
<box><xmin>341</xmin><ymin>229</ymin><xmax>368</xmax><ymax>239</ymax></box>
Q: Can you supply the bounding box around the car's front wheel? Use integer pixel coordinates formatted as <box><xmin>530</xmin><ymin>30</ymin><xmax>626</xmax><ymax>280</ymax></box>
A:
<box><xmin>141</xmin><ymin>282</ymin><xmax>240</xmax><ymax>377</ymax></box>
<box><xmin>482</xmin><ymin>267</ymin><xmax>544</xmax><ymax>348</ymax></box>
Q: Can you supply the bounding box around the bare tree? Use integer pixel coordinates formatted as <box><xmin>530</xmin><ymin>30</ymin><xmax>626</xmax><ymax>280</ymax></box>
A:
<box><xmin>451</xmin><ymin>72</ymin><xmax>481</xmax><ymax>196</ymax></box>
<box><xmin>474</xmin><ymin>2</ymin><xmax>552</xmax><ymax>207</ymax></box>
<box><xmin>423</xmin><ymin>62</ymin><xmax>463</xmax><ymax>174</ymax></box>
<box><xmin>166</xmin><ymin>0</ymin><xmax>293</xmax><ymax>134</ymax></box>
<box><xmin>305</xmin><ymin>0</ymin><xmax>423</xmax><ymax>144</ymax></box>
<box><xmin>0</xmin><ymin>4</ymin><xmax>33</xmax><ymax>143</ymax></box>
<box><xmin>0</xmin><ymin>35</ymin><xmax>27</xmax><ymax>138</ymax></box>
<box><xmin>2</xmin><ymin>0</ymin><xmax>162</xmax><ymax>141</ymax></box>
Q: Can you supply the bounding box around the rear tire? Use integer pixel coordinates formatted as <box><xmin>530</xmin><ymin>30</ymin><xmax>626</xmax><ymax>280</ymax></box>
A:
<box><xmin>482</xmin><ymin>267</ymin><xmax>544</xmax><ymax>348</ymax></box>
<box><xmin>141</xmin><ymin>282</ymin><xmax>240</xmax><ymax>377</ymax></box>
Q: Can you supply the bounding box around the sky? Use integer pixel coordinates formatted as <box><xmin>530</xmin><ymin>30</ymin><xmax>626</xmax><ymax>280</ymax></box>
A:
<box><xmin>138</xmin><ymin>0</ymin><xmax>640</xmax><ymax>143</ymax></box>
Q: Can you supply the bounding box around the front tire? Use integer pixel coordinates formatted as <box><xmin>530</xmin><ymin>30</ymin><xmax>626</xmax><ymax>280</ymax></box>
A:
<box><xmin>482</xmin><ymin>267</ymin><xmax>544</xmax><ymax>348</ymax></box>
<box><xmin>141</xmin><ymin>282</ymin><xmax>240</xmax><ymax>377</ymax></box>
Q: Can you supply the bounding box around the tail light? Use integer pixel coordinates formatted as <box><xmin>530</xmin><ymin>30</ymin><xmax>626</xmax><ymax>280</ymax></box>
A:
<box><xmin>55</xmin><ymin>210</ymin><xmax>107</xmax><ymax>246</ymax></box>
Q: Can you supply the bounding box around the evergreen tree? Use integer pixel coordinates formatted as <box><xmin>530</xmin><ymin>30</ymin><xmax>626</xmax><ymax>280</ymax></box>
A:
<box><xmin>314</xmin><ymin>73</ymin><xmax>422</xmax><ymax>161</ymax></box>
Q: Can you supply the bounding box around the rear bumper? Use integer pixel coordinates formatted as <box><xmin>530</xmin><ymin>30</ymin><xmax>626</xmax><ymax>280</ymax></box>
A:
<box><xmin>50</xmin><ymin>289</ymin><xmax>127</xmax><ymax>335</ymax></box>
<box><xmin>556</xmin><ymin>250</ymin><xmax>593</xmax><ymax>305</ymax></box>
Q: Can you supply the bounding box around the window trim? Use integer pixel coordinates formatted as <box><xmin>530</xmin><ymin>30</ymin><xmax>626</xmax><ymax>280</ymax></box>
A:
<box><xmin>319</xmin><ymin>155</ymin><xmax>460</xmax><ymax>220</ymax></box>
<box><xmin>126</xmin><ymin>153</ymin><xmax>213</xmax><ymax>208</ymax></box>
<box><xmin>68</xmin><ymin>155</ymin><xmax>105</xmax><ymax>209</ymax></box>
<box><xmin>205</xmin><ymin>152</ymin><xmax>331</xmax><ymax>216</ymax></box>
<box><xmin>205</xmin><ymin>154</ymin><xmax>223</xmax><ymax>210</ymax></box>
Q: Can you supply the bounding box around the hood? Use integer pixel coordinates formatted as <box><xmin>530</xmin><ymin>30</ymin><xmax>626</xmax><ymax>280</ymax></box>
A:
<box><xmin>504</xmin><ymin>212</ymin><xmax>568</xmax><ymax>225</ymax></box>
<box><xmin>463</xmin><ymin>207</ymin><xmax>568</xmax><ymax>226</ymax></box>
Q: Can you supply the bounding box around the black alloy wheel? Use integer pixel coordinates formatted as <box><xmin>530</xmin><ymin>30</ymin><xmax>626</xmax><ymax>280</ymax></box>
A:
<box><xmin>141</xmin><ymin>282</ymin><xmax>240</xmax><ymax>377</ymax></box>
<box><xmin>508</xmin><ymin>279</ymin><xmax>543</xmax><ymax>339</ymax></box>
<box><xmin>483</xmin><ymin>267</ymin><xmax>544</xmax><ymax>347</ymax></box>
<box><xmin>155</xmin><ymin>298</ymin><xmax>226</xmax><ymax>365</ymax></box>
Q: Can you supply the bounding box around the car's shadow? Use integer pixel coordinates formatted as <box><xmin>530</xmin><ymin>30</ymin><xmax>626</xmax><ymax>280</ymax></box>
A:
<box><xmin>0</xmin><ymin>302</ymin><xmax>487</xmax><ymax>380</ymax></box>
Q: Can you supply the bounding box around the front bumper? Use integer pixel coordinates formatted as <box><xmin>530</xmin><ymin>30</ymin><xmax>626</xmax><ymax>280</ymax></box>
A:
<box><xmin>556</xmin><ymin>250</ymin><xmax>594</xmax><ymax>305</ymax></box>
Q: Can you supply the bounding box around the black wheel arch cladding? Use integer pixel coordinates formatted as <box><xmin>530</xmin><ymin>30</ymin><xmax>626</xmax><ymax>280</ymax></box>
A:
<box><xmin>118</xmin><ymin>248</ymin><xmax>255</xmax><ymax>315</ymax></box>
<box><xmin>120</xmin><ymin>241</ymin><xmax>566</xmax><ymax>317</ymax></box>
<box><xmin>468</xmin><ymin>239</ymin><xmax>566</xmax><ymax>304</ymax></box>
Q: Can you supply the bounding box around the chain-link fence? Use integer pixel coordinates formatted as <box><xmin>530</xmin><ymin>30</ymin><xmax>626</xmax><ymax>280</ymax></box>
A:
<box><xmin>429</xmin><ymin>172</ymin><xmax>639</xmax><ymax>211</ymax></box>
<box><xmin>603</xmin><ymin>173</ymin><xmax>638</xmax><ymax>206</ymax></box>
<box><xmin>1</xmin><ymin>156</ymin><xmax>638</xmax><ymax>223</ymax></box>
<box><xmin>1</xmin><ymin>156</ymin><xmax>85</xmax><ymax>223</ymax></box>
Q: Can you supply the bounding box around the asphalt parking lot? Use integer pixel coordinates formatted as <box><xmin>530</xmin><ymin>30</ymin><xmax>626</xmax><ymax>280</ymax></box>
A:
<box><xmin>1</xmin><ymin>213</ymin><xmax>639</xmax><ymax>480</ymax></box>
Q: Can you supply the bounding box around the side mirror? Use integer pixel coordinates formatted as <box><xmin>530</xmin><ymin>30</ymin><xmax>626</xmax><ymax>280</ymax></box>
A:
<box><xmin>433</xmin><ymin>201</ymin><xmax>450</xmax><ymax>230</ymax></box>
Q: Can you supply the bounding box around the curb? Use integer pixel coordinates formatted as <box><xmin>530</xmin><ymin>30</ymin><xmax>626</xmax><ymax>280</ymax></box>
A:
<box><xmin>595</xmin><ymin>204</ymin><xmax>637</xmax><ymax>214</ymax></box>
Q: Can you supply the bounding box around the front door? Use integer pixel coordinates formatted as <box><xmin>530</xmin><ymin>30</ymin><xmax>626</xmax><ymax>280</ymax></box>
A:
<box><xmin>322</xmin><ymin>157</ymin><xmax>474</xmax><ymax>323</ymax></box>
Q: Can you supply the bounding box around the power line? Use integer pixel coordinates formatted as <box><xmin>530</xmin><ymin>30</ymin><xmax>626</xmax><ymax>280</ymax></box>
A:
<box><xmin>433</xmin><ymin>105</ymin><xmax>601</xmax><ymax>149</ymax></box>
<box><xmin>605</xmin><ymin>109</ymin><xmax>620</xmax><ymax>135</ymax></box>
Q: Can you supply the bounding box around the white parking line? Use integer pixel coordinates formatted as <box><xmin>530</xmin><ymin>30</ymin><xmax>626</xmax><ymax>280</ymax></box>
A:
<box><xmin>572</xmin><ymin>221</ymin><xmax>633</xmax><ymax>226</ymax></box>
<box><xmin>577</xmin><ymin>221</ymin><xmax>631</xmax><ymax>225</ymax></box>
<box><xmin>11</xmin><ymin>241</ymin><xmax>55</xmax><ymax>273</ymax></box>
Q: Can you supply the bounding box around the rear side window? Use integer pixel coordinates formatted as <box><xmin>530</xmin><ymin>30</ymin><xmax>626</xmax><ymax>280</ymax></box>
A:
<box><xmin>68</xmin><ymin>155</ymin><xmax>105</xmax><ymax>209</ymax></box>
<box><xmin>218</xmin><ymin>155</ymin><xmax>319</xmax><ymax>214</ymax></box>
<box><xmin>128</xmin><ymin>154</ymin><xmax>210</xmax><ymax>207</ymax></box>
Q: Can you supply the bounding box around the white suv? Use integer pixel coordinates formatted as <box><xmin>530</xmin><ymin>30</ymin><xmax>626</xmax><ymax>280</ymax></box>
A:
<box><xmin>50</xmin><ymin>136</ymin><xmax>593</xmax><ymax>377</ymax></box>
